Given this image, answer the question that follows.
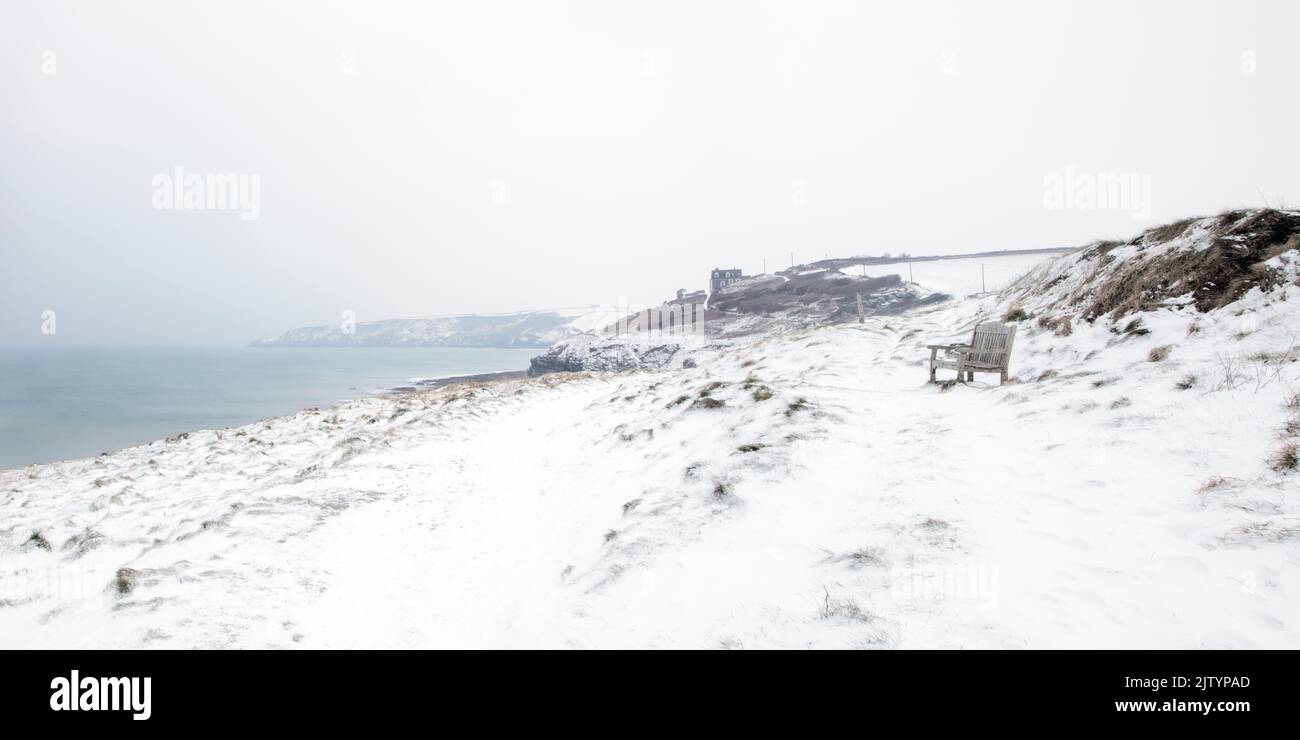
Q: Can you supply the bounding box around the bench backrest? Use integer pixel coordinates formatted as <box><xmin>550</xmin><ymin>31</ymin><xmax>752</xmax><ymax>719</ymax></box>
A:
<box><xmin>967</xmin><ymin>322</ymin><xmax>1016</xmax><ymax>367</ymax></box>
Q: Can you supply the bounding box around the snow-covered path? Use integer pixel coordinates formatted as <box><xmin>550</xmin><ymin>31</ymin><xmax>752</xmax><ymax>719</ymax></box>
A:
<box><xmin>284</xmin><ymin>311</ymin><xmax>1300</xmax><ymax>648</ymax></box>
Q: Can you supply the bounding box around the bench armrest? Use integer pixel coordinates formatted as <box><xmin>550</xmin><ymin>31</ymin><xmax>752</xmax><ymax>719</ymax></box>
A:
<box><xmin>926</xmin><ymin>343</ymin><xmax>970</xmax><ymax>350</ymax></box>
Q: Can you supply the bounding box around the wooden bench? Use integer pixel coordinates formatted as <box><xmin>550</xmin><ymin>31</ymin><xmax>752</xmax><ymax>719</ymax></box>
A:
<box><xmin>927</xmin><ymin>321</ymin><xmax>1016</xmax><ymax>384</ymax></box>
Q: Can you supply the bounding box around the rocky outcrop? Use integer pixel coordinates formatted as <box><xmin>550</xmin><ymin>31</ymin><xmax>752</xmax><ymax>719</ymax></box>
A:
<box><xmin>528</xmin><ymin>335</ymin><xmax>682</xmax><ymax>376</ymax></box>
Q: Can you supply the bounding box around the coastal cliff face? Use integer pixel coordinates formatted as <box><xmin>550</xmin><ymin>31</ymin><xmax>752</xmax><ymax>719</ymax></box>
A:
<box><xmin>251</xmin><ymin>308</ymin><xmax>618</xmax><ymax>349</ymax></box>
<box><xmin>4</xmin><ymin>211</ymin><xmax>1300</xmax><ymax>648</ymax></box>
<box><xmin>527</xmin><ymin>335</ymin><xmax>685</xmax><ymax>376</ymax></box>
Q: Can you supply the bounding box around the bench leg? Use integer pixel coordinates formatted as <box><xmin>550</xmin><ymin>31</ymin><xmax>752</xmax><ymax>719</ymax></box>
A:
<box><xmin>1000</xmin><ymin>369</ymin><xmax>1007</xmax><ymax>385</ymax></box>
<box><xmin>966</xmin><ymin>370</ymin><xmax>974</xmax><ymax>382</ymax></box>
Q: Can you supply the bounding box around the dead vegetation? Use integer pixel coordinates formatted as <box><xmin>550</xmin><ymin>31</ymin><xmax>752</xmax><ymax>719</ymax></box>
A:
<box><xmin>1269</xmin><ymin>442</ymin><xmax>1299</xmax><ymax>473</ymax></box>
<box><xmin>1036</xmin><ymin>315</ymin><xmax>1072</xmax><ymax>336</ymax></box>
<box><xmin>1083</xmin><ymin>210</ymin><xmax>1300</xmax><ymax>321</ymax></box>
<box><xmin>1118</xmin><ymin>318</ymin><xmax>1150</xmax><ymax>336</ymax></box>
<box><xmin>1197</xmin><ymin>476</ymin><xmax>1236</xmax><ymax>495</ymax></box>
<box><xmin>741</xmin><ymin>375</ymin><xmax>774</xmax><ymax>401</ymax></box>
<box><xmin>1002</xmin><ymin>307</ymin><xmax>1030</xmax><ymax>322</ymax></box>
<box><xmin>823</xmin><ymin>547</ymin><xmax>887</xmax><ymax>568</ymax></box>
<box><xmin>698</xmin><ymin>381</ymin><xmax>725</xmax><ymax>397</ymax></box>
<box><xmin>818</xmin><ymin>587</ymin><xmax>876</xmax><ymax>623</ymax></box>
<box><xmin>1018</xmin><ymin>210</ymin><xmax>1300</xmax><ymax>332</ymax></box>
<box><xmin>1206</xmin><ymin>351</ymin><xmax>1293</xmax><ymax>394</ymax></box>
<box><xmin>1280</xmin><ymin>417</ymin><xmax>1300</xmax><ymax>437</ymax></box>
<box><xmin>112</xmin><ymin>569</ymin><xmax>137</xmax><ymax>595</ymax></box>
<box><xmin>1221</xmin><ymin>521</ymin><xmax>1300</xmax><ymax>546</ymax></box>
<box><xmin>1142</xmin><ymin>216</ymin><xmax>1200</xmax><ymax>245</ymax></box>
<box><xmin>23</xmin><ymin>531</ymin><xmax>51</xmax><ymax>551</ymax></box>
<box><xmin>784</xmin><ymin>397</ymin><xmax>809</xmax><ymax>417</ymax></box>
<box><xmin>1147</xmin><ymin>345</ymin><xmax>1173</xmax><ymax>362</ymax></box>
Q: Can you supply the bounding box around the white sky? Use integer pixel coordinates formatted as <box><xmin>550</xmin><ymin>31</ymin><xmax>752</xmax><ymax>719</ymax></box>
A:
<box><xmin>1</xmin><ymin>0</ymin><xmax>1297</xmax><ymax>346</ymax></box>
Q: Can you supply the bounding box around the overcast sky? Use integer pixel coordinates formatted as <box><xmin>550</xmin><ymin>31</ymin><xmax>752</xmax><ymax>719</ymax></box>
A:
<box><xmin>1</xmin><ymin>0</ymin><xmax>1296</xmax><ymax>346</ymax></box>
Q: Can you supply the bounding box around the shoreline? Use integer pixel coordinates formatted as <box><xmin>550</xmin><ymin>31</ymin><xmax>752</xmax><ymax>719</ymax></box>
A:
<box><xmin>388</xmin><ymin>369</ymin><xmax>530</xmax><ymax>394</ymax></box>
<box><xmin>0</xmin><ymin>348</ymin><xmax>539</xmax><ymax>472</ymax></box>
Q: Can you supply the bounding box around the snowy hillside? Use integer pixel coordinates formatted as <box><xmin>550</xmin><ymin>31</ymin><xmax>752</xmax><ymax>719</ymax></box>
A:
<box><xmin>252</xmin><ymin>306</ymin><xmax>624</xmax><ymax>348</ymax></box>
<box><xmin>527</xmin><ymin>268</ymin><xmax>945</xmax><ymax>376</ymax></box>
<box><xmin>3</xmin><ymin>209</ymin><xmax>1299</xmax><ymax>648</ymax></box>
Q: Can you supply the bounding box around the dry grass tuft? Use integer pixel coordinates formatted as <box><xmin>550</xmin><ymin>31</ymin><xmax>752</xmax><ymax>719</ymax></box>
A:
<box><xmin>1269</xmin><ymin>442</ymin><xmax>1299</xmax><ymax>473</ymax></box>
<box><xmin>1197</xmin><ymin>476</ymin><xmax>1232</xmax><ymax>494</ymax></box>
<box><xmin>1002</xmin><ymin>307</ymin><xmax>1029</xmax><ymax>322</ymax></box>
<box><xmin>1279</xmin><ymin>417</ymin><xmax>1300</xmax><ymax>437</ymax></box>
<box><xmin>1147</xmin><ymin>345</ymin><xmax>1173</xmax><ymax>362</ymax></box>
<box><xmin>819</xmin><ymin>587</ymin><xmax>876</xmax><ymax>623</ymax></box>
<box><xmin>1119</xmin><ymin>318</ymin><xmax>1150</xmax><ymax>336</ymax></box>
<box><xmin>1035</xmin><ymin>315</ymin><xmax>1073</xmax><ymax>336</ymax></box>
<box><xmin>1143</xmin><ymin>216</ymin><xmax>1200</xmax><ymax>244</ymax></box>
<box><xmin>24</xmin><ymin>531</ymin><xmax>51</xmax><ymax>551</ymax></box>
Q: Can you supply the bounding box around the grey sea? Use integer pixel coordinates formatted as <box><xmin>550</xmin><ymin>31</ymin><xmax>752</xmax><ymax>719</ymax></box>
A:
<box><xmin>0</xmin><ymin>346</ymin><xmax>539</xmax><ymax>470</ymax></box>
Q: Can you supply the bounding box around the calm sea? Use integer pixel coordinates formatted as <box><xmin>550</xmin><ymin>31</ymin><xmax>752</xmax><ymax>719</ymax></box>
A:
<box><xmin>0</xmin><ymin>346</ymin><xmax>539</xmax><ymax>470</ymax></box>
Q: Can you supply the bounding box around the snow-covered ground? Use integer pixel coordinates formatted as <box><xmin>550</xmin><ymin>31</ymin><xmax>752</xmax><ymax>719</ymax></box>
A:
<box><xmin>3</xmin><ymin>219</ymin><xmax>1299</xmax><ymax>648</ymax></box>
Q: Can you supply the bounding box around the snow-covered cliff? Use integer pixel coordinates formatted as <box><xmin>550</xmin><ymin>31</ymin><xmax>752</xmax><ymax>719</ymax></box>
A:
<box><xmin>252</xmin><ymin>307</ymin><xmax>622</xmax><ymax>348</ymax></box>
